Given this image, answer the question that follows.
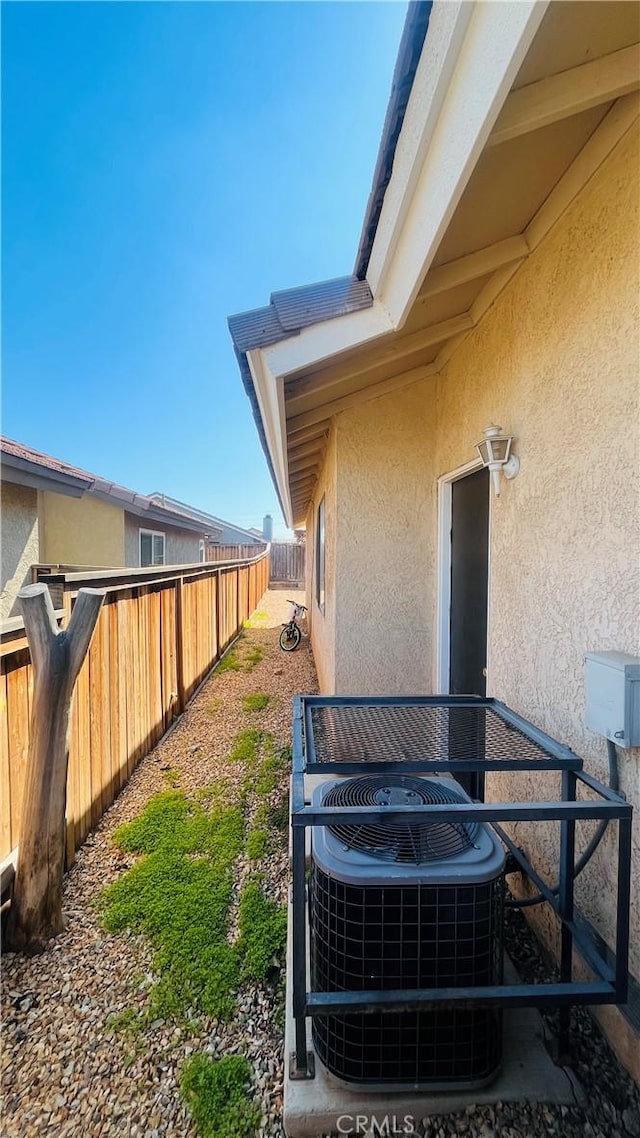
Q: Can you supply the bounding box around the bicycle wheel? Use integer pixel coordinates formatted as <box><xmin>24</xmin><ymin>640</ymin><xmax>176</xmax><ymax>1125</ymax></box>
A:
<box><xmin>279</xmin><ymin>624</ymin><xmax>301</xmax><ymax>652</ymax></box>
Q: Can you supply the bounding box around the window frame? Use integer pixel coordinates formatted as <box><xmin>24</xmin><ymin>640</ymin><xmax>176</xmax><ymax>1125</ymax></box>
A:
<box><xmin>139</xmin><ymin>528</ymin><xmax>166</xmax><ymax>567</ymax></box>
<box><xmin>315</xmin><ymin>496</ymin><xmax>325</xmax><ymax>614</ymax></box>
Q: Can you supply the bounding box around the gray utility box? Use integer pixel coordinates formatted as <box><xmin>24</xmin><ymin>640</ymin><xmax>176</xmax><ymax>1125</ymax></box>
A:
<box><xmin>585</xmin><ymin>651</ymin><xmax>640</xmax><ymax>748</ymax></box>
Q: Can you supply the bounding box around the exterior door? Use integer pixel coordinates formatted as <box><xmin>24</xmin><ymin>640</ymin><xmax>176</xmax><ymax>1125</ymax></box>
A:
<box><xmin>449</xmin><ymin>467</ymin><xmax>489</xmax><ymax>696</ymax></box>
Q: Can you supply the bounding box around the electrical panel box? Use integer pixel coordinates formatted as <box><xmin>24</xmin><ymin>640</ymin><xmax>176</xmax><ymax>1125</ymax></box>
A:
<box><xmin>585</xmin><ymin>652</ymin><xmax>640</xmax><ymax>749</ymax></box>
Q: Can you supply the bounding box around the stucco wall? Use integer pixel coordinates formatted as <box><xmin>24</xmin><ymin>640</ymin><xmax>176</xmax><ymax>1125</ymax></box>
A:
<box><xmin>434</xmin><ymin>123</ymin><xmax>640</xmax><ymax>986</ymax></box>
<box><xmin>310</xmin><ymin>123</ymin><xmax>639</xmax><ymax>1052</ymax></box>
<box><xmin>0</xmin><ymin>482</ymin><xmax>40</xmax><ymax>618</ymax></box>
<box><xmin>124</xmin><ymin>514</ymin><xmax>203</xmax><ymax>567</ymax></box>
<box><xmin>40</xmin><ymin>492</ymin><xmax>125</xmax><ymax>567</ymax></box>
<box><xmin>306</xmin><ymin>427</ymin><xmax>337</xmax><ymax>694</ymax></box>
<box><xmin>334</xmin><ymin>384</ymin><xmax>437</xmax><ymax>695</ymax></box>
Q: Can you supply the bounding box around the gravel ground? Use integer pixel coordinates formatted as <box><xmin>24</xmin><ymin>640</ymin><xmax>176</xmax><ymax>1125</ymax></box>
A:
<box><xmin>405</xmin><ymin>903</ymin><xmax>640</xmax><ymax>1138</ymax></box>
<box><xmin>1</xmin><ymin>589</ymin><xmax>316</xmax><ymax>1138</ymax></box>
<box><xmin>2</xmin><ymin>589</ymin><xmax>639</xmax><ymax>1138</ymax></box>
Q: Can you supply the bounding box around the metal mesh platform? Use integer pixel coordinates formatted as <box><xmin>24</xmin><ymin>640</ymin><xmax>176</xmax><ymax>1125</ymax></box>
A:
<box><xmin>308</xmin><ymin>703</ymin><xmax>557</xmax><ymax>767</ymax></box>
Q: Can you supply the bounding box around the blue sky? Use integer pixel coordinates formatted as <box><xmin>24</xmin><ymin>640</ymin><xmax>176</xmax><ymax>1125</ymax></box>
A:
<box><xmin>1</xmin><ymin>1</ymin><xmax>407</xmax><ymax>538</ymax></box>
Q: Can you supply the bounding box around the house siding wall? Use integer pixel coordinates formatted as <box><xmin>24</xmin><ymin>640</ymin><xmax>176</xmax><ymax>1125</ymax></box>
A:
<box><xmin>124</xmin><ymin>514</ymin><xmax>204</xmax><ymax>567</ymax></box>
<box><xmin>310</xmin><ymin>124</ymin><xmax>639</xmax><ymax>1071</ymax></box>
<box><xmin>40</xmin><ymin>492</ymin><xmax>125</xmax><ymax>567</ymax></box>
<box><xmin>0</xmin><ymin>483</ymin><xmax>40</xmax><ymax>618</ymax></box>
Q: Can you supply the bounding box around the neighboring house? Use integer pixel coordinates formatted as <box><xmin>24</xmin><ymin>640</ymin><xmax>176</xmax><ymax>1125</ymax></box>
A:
<box><xmin>230</xmin><ymin>2</ymin><xmax>640</xmax><ymax>1077</ymax></box>
<box><xmin>0</xmin><ymin>437</ymin><xmax>228</xmax><ymax>617</ymax></box>
<box><xmin>148</xmin><ymin>492</ymin><xmax>266</xmax><ymax>547</ymax></box>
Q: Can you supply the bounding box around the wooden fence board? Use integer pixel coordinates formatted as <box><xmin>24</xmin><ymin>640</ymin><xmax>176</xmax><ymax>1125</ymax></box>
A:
<box><xmin>66</xmin><ymin>685</ymin><xmax>79</xmax><ymax>867</ymax></box>
<box><xmin>88</xmin><ymin>616</ymin><xmax>103</xmax><ymax>829</ymax></box>
<box><xmin>74</xmin><ymin>652</ymin><xmax>92</xmax><ymax>845</ymax></box>
<box><xmin>148</xmin><ymin>588</ymin><xmax>162</xmax><ymax>749</ymax></box>
<box><xmin>160</xmin><ymin>584</ymin><xmax>177</xmax><ymax>731</ymax></box>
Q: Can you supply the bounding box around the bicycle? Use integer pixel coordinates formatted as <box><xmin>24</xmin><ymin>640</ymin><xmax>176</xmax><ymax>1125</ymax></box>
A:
<box><xmin>279</xmin><ymin>599</ymin><xmax>307</xmax><ymax>652</ymax></box>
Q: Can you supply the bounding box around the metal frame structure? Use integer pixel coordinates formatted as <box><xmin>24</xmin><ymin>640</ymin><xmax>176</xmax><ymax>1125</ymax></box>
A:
<box><xmin>290</xmin><ymin>695</ymin><xmax>633</xmax><ymax>1080</ymax></box>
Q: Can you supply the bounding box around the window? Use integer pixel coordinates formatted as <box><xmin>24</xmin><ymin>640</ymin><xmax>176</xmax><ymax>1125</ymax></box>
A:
<box><xmin>199</xmin><ymin>539</ymin><xmax>206</xmax><ymax>563</ymax></box>
<box><xmin>315</xmin><ymin>496</ymin><xmax>325</xmax><ymax>613</ymax></box>
<box><xmin>139</xmin><ymin>529</ymin><xmax>165</xmax><ymax>567</ymax></box>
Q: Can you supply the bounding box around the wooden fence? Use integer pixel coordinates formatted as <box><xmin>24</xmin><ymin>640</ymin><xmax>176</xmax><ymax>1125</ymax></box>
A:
<box><xmin>269</xmin><ymin>541</ymin><xmax>305</xmax><ymax>587</ymax></box>
<box><xmin>0</xmin><ymin>551</ymin><xmax>269</xmax><ymax>866</ymax></box>
<box><xmin>207</xmin><ymin>543</ymin><xmax>267</xmax><ymax>562</ymax></box>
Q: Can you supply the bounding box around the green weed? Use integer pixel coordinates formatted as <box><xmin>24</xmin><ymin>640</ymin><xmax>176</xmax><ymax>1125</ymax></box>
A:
<box><xmin>245</xmin><ymin>828</ymin><xmax>269</xmax><ymax>861</ymax></box>
<box><xmin>106</xmin><ymin>1006</ymin><xmax>144</xmax><ymax>1038</ymax></box>
<box><xmin>215</xmin><ymin>649</ymin><xmax>244</xmax><ymax>675</ymax></box>
<box><xmin>241</xmin><ymin>692</ymin><xmax>270</xmax><ymax>713</ymax></box>
<box><xmin>255</xmin><ymin>744</ymin><xmax>287</xmax><ymax>796</ymax></box>
<box><xmin>162</xmin><ymin>767</ymin><xmax>180</xmax><ymax>787</ymax></box>
<box><xmin>267</xmin><ymin>801</ymin><xmax>290</xmax><ymax>833</ymax></box>
<box><xmin>180</xmin><ymin>1054</ymin><xmax>260</xmax><ymax>1138</ymax></box>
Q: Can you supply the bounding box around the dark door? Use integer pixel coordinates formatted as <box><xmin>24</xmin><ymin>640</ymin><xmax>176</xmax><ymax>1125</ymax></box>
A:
<box><xmin>449</xmin><ymin>467</ymin><xmax>489</xmax><ymax>696</ymax></box>
<box><xmin>448</xmin><ymin>467</ymin><xmax>490</xmax><ymax>801</ymax></box>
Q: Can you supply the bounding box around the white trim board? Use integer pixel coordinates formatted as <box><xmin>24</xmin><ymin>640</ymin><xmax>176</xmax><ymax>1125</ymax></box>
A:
<box><xmin>435</xmin><ymin>458</ymin><xmax>492</xmax><ymax>695</ymax></box>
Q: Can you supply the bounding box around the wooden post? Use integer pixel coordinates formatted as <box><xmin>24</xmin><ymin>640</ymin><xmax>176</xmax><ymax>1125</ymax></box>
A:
<box><xmin>7</xmin><ymin>583</ymin><xmax>104</xmax><ymax>950</ymax></box>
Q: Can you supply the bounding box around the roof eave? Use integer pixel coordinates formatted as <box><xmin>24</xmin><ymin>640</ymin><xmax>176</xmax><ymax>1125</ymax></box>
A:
<box><xmin>353</xmin><ymin>1</ymin><xmax>433</xmax><ymax>280</ymax></box>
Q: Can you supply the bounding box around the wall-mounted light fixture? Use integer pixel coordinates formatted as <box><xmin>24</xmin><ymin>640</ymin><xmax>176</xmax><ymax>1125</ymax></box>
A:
<box><xmin>476</xmin><ymin>424</ymin><xmax>520</xmax><ymax>497</ymax></box>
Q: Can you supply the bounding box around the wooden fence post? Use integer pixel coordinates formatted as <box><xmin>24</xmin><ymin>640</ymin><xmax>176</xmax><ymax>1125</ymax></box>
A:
<box><xmin>7</xmin><ymin>584</ymin><xmax>104</xmax><ymax>950</ymax></box>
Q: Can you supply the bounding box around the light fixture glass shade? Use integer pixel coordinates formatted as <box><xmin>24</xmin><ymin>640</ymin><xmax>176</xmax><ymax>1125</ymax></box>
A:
<box><xmin>475</xmin><ymin>425</ymin><xmax>518</xmax><ymax>496</ymax></box>
<box><xmin>476</xmin><ymin>425</ymin><xmax>512</xmax><ymax>466</ymax></box>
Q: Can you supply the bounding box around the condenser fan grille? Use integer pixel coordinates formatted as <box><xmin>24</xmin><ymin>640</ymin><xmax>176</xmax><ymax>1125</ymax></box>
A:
<box><xmin>324</xmin><ymin>775</ymin><xmax>478</xmax><ymax>863</ymax></box>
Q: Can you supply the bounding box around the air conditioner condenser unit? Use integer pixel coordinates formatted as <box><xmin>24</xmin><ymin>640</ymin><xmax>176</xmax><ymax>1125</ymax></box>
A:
<box><xmin>309</xmin><ymin>774</ymin><xmax>505</xmax><ymax>1091</ymax></box>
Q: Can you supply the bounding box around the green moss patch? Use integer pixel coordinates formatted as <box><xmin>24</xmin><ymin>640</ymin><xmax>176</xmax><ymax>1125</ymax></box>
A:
<box><xmin>228</xmin><ymin>729</ymin><xmax>263</xmax><ymax>766</ymax></box>
<box><xmin>226</xmin><ymin>731</ymin><xmax>288</xmax><ymax>799</ymax></box>
<box><xmin>180</xmin><ymin>1054</ymin><xmax>260</xmax><ymax>1138</ymax></box>
<box><xmin>241</xmin><ymin>692</ymin><xmax>270</xmax><ymax>713</ymax></box>
<box><xmin>238</xmin><ymin>879</ymin><xmax>287</xmax><ymax>983</ymax></box>
<box><xmin>215</xmin><ymin>648</ymin><xmax>244</xmax><ymax>674</ymax></box>
<box><xmin>215</xmin><ymin>639</ymin><xmax>264</xmax><ymax>675</ymax></box>
<box><xmin>243</xmin><ymin>645</ymin><xmax>264</xmax><ymax>669</ymax></box>
<box><xmin>100</xmin><ymin>791</ymin><xmax>244</xmax><ymax>1020</ymax></box>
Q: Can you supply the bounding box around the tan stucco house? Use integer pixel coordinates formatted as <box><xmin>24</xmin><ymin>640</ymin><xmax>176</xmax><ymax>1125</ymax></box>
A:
<box><xmin>230</xmin><ymin>2</ymin><xmax>640</xmax><ymax>1078</ymax></box>
<box><xmin>0</xmin><ymin>437</ymin><xmax>263</xmax><ymax>618</ymax></box>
